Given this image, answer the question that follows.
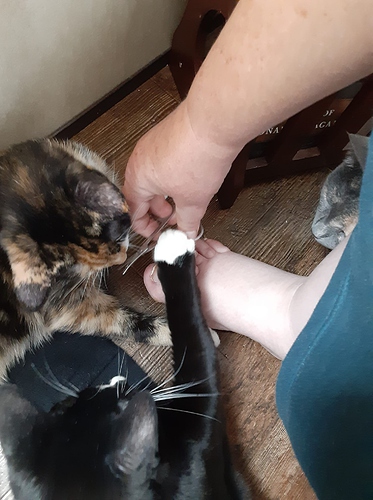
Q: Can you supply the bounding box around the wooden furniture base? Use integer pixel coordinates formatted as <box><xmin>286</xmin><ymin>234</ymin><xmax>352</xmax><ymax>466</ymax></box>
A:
<box><xmin>170</xmin><ymin>0</ymin><xmax>373</xmax><ymax>208</ymax></box>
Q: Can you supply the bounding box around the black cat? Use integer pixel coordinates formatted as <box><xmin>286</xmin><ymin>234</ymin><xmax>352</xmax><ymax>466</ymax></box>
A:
<box><xmin>0</xmin><ymin>229</ymin><xmax>250</xmax><ymax>499</ymax></box>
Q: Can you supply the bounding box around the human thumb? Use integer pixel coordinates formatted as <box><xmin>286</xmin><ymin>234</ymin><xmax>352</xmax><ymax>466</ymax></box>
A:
<box><xmin>175</xmin><ymin>204</ymin><xmax>207</xmax><ymax>239</ymax></box>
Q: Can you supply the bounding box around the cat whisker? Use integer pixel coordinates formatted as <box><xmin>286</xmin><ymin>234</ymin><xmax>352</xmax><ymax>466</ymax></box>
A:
<box><xmin>139</xmin><ymin>378</ymin><xmax>155</xmax><ymax>394</ymax></box>
<box><xmin>43</xmin><ymin>357</ymin><xmax>79</xmax><ymax>394</ymax></box>
<box><xmin>64</xmin><ymin>273</ymin><xmax>95</xmax><ymax>302</ymax></box>
<box><xmin>87</xmin><ymin>386</ymin><xmax>105</xmax><ymax>400</ymax></box>
<box><xmin>93</xmin><ymin>268</ymin><xmax>109</xmax><ymax>291</ymax></box>
<box><xmin>116</xmin><ymin>377</ymin><xmax>120</xmax><ymax>399</ymax></box>
<box><xmin>82</xmin><ymin>273</ymin><xmax>94</xmax><ymax>298</ymax></box>
<box><xmin>118</xmin><ymin>349</ymin><xmax>128</xmax><ymax>383</ymax></box>
<box><xmin>116</xmin><ymin>349</ymin><xmax>121</xmax><ymax>399</ymax></box>
<box><xmin>129</xmin><ymin>202</ymin><xmax>150</xmax><ymax>226</ymax></box>
<box><xmin>60</xmin><ymin>276</ymin><xmax>85</xmax><ymax>302</ymax></box>
<box><xmin>148</xmin><ymin>349</ymin><xmax>187</xmax><ymax>394</ymax></box>
<box><xmin>128</xmin><ymin>229</ymin><xmax>143</xmax><ymax>243</ymax></box>
<box><xmin>126</xmin><ymin>230</ymin><xmax>151</xmax><ymax>255</ymax></box>
<box><xmin>31</xmin><ymin>364</ymin><xmax>77</xmax><ymax>398</ymax></box>
<box><xmin>109</xmin><ymin>160</ymin><xmax>117</xmax><ymax>185</ymax></box>
<box><xmin>125</xmin><ymin>372</ymin><xmax>152</xmax><ymax>397</ymax></box>
<box><xmin>117</xmin><ymin>348</ymin><xmax>121</xmax><ymax>376</ymax></box>
<box><xmin>97</xmin><ymin>269</ymin><xmax>104</xmax><ymax>290</ymax></box>
<box><xmin>157</xmin><ymin>406</ymin><xmax>221</xmax><ymax>423</ymax></box>
<box><xmin>114</xmin><ymin>376</ymin><xmax>127</xmax><ymax>399</ymax></box>
<box><xmin>102</xmin><ymin>267</ymin><xmax>108</xmax><ymax>289</ymax></box>
<box><xmin>91</xmin><ymin>271</ymin><xmax>101</xmax><ymax>287</ymax></box>
<box><xmin>116</xmin><ymin>230</ymin><xmax>130</xmax><ymax>243</ymax></box>
<box><xmin>119</xmin><ymin>367</ymin><xmax>129</xmax><ymax>396</ymax></box>
<box><xmin>92</xmin><ymin>270</ymin><xmax>100</xmax><ymax>286</ymax></box>
<box><xmin>121</xmin><ymin>373</ymin><xmax>129</xmax><ymax>395</ymax></box>
<box><xmin>153</xmin><ymin>392</ymin><xmax>220</xmax><ymax>402</ymax></box>
<box><xmin>111</xmin><ymin>349</ymin><xmax>127</xmax><ymax>399</ymax></box>
<box><xmin>150</xmin><ymin>378</ymin><xmax>213</xmax><ymax>398</ymax></box>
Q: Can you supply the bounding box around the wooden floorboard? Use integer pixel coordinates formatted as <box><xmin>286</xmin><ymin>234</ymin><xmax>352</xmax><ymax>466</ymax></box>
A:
<box><xmin>73</xmin><ymin>66</ymin><xmax>323</xmax><ymax>499</ymax></box>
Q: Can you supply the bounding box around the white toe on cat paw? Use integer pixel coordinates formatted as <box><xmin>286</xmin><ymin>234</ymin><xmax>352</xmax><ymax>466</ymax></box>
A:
<box><xmin>154</xmin><ymin>229</ymin><xmax>195</xmax><ymax>265</ymax></box>
<box><xmin>209</xmin><ymin>328</ymin><xmax>220</xmax><ymax>347</ymax></box>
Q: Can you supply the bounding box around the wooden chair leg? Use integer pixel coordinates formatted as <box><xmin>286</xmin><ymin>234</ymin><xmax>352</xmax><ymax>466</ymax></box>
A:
<box><xmin>169</xmin><ymin>0</ymin><xmax>237</xmax><ymax>99</ymax></box>
<box><xmin>170</xmin><ymin>0</ymin><xmax>240</xmax><ymax>208</ymax></box>
<box><xmin>217</xmin><ymin>144</ymin><xmax>250</xmax><ymax>209</ymax></box>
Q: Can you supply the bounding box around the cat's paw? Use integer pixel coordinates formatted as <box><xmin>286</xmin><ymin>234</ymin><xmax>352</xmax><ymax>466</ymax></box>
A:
<box><xmin>154</xmin><ymin>229</ymin><xmax>195</xmax><ymax>265</ymax></box>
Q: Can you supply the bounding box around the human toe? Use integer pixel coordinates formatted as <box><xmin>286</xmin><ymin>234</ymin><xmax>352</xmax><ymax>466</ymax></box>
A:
<box><xmin>195</xmin><ymin>238</ymin><xmax>230</xmax><ymax>258</ymax></box>
<box><xmin>143</xmin><ymin>263</ymin><xmax>165</xmax><ymax>303</ymax></box>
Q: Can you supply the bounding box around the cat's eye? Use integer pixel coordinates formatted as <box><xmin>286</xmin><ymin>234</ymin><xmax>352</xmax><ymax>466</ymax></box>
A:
<box><xmin>102</xmin><ymin>213</ymin><xmax>131</xmax><ymax>242</ymax></box>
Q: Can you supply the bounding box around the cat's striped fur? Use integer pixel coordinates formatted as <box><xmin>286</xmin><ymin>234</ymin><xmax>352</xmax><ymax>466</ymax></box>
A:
<box><xmin>0</xmin><ymin>139</ymin><xmax>170</xmax><ymax>379</ymax></box>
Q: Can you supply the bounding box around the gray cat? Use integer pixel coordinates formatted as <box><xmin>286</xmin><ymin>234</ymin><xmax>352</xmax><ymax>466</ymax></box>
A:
<box><xmin>312</xmin><ymin>134</ymin><xmax>369</xmax><ymax>249</ymax></box>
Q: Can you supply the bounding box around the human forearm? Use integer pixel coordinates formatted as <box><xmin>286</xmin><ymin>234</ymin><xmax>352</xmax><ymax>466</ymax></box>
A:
<box><xmin>187</xmin><ymin>0</ymin><xmax>373</xmax><ymax>154</ymax></box>
<box><xmin>123</xmin><ymin>0</ymin><xmax>372</xmax><ymax>237</ymax></box>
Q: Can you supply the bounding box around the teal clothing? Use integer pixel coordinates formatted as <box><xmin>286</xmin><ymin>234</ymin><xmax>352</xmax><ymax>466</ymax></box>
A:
<box><xmin>277</xmin><ymin>133</ymin><xmax>373</xmax><ymax>499</ymax></box>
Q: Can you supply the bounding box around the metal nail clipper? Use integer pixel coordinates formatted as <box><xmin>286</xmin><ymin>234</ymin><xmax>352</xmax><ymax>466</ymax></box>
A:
<box><xmin>122</xmin><ymin>206</ymin><xmax>204</xmax><ymax>275</ymax></box>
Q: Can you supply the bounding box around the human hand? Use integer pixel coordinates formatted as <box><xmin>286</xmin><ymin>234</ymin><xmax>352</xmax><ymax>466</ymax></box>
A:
<box><xmin>123</xmin><ymin>102</ymin><xmax>236</xmax><ymax>238</ymax></box>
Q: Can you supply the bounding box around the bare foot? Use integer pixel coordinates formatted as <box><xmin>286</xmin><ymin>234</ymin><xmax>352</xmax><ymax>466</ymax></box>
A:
<box><xmin>144</xmin><ymin>238</ymin><xmax>229</xmax><ymax>304</ymax></box>
<box><xmin>144</xmin><ymin>234</ymin><xmax>350</xmax><ymax>359</ymax></box>
<box><xmin>144</xmin><ymin>238</ymin><xmax>305</xmax><ymax>359</ymax></box>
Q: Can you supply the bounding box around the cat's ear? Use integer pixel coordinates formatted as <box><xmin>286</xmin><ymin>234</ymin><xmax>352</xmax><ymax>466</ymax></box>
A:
<box><xmin>0</xmin><ymin>384</ymin><xmax>39</xmax><ymax>456</ymax></box>
<box><xmin>66</xmin><ymin>162</ymin><xmax>128</xmax><ymax>218</ymax></box>
<box><xmin>107</xmin><ymin>392</ymin><xmax>158</xmax><ymax>478</ymax></box>
<box><xmin>348</xmin><ymin>133</ymin><xmax>369</xmax><ymax>170</ymax></box>
<box><xmin>1</xmin><ymin>234</ymin><xmax>53</xmax><ymax>310</ymax></box>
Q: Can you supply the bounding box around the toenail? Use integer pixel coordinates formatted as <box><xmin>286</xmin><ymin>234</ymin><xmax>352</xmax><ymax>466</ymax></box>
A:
<box><xmin>195</xmin><ymin>224</ymin><xmax>204</xmax><ymax>241</ymax></box>
<box><xmin>150</xmin><ymin>263</ymin><xmax>159</xmax><ymax>283</ymax></box>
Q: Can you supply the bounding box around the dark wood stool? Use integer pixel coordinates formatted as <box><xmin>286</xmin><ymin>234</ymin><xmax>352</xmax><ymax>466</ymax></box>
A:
<box><xmin>169</xmin><ymin>0</ymin><xmax>373</xmax><ymax>208</ymax></box>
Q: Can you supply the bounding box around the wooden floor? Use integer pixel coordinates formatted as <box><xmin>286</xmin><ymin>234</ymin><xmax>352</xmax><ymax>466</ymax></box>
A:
<box><xmin>74</xmin><ymin>66</ymin><xmax>330</xmax><ymax>499</ymax></box>
<box><xmin>1</xmin><ymin>66</ymin><xmax>331</xmax><ymax>499</ymax></box>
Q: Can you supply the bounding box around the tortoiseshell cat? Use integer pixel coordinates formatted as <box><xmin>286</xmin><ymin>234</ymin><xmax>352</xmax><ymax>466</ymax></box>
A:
<box><xmin>0</xmin><ymin>230</ymin><xmax>250</xmax><ymax>499</ymax></box>
<box><xmin>312</xmin><ymin>134</ymin><xmax>368</xmax><ymax>249</ymax></box>
<box><xmin>0</xmin><ymin>139</ymin><xmax>170</xmax><ymax>379</ymax></box>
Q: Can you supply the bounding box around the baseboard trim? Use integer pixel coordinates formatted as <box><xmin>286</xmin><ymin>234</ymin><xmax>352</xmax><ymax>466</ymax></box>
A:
<box><xmin>54</xmin><ymin>51</ymin><xmax>169</xmax><ymax>140</ymax></box>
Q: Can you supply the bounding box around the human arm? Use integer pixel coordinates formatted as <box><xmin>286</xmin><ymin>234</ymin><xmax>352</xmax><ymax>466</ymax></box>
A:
<box><xmin>123</xmin><ymin>0</ymin><xmax>373</xmax><ymax>237</ymax></box>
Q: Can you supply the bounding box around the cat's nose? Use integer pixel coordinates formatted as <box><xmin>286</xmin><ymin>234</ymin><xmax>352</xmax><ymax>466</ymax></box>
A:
<box><xmin>312</xmin><ymin>222</ymin><xmax>345</xmax><ymax>250</ymax></box>
<box><xmin>104</xmin><ymin>213</ymin><xmax>131</xmax><ymax>242</ymax></box>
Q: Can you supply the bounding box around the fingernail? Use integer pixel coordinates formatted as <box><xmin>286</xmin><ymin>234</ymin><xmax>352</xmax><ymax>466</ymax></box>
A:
<box><xmin>150</xmin><ymin>264</ymin><xmax>159</xmax><ymax>283</ymax></box>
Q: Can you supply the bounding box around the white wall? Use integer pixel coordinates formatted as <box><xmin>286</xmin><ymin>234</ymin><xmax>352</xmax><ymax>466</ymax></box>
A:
<box><xmin>0</xmin><ymin>0</ymin><xmax>186</xmax><ymax>149</ymax></box>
